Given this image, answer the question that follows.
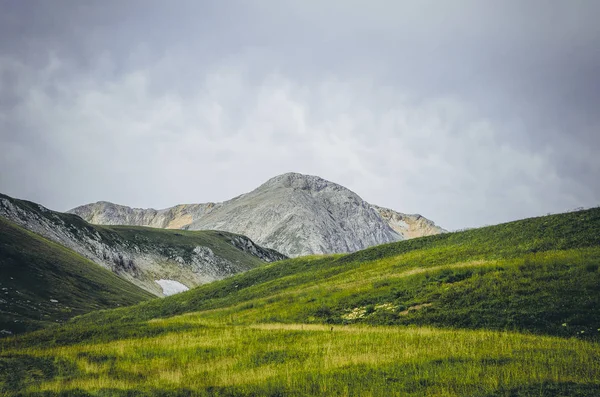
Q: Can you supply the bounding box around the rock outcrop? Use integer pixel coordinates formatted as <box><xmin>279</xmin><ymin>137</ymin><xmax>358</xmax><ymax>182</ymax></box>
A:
<box><xmin>372</xmin><ymin>205</ymin><xmax>446</xmax><ymax>239</ymax></box>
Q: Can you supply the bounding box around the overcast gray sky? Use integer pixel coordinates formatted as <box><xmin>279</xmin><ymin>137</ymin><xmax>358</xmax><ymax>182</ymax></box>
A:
<box><xmin>1</xmin><ymin>0</ymin><xmax>599</xmax><ymax>230</ymax></box>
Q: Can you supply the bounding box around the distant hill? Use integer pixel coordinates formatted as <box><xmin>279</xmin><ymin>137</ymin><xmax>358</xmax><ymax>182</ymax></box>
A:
<box><xmin>70</xmin><ymin>172</ymin><xmax>445</xmax><ymax>257</ymax></box>
<box><xmin>0</xmin><ymin>193</ymin><xmax>286</xmax><ymax>297</ymax></box>
<box><xmin>0</xmin><ymin>217</ymin><xmax>153</xmax><ymax>335</ymax></box>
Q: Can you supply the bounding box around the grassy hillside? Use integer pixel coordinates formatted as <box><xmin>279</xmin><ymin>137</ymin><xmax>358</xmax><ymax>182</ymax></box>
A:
<box><xmin>0</xmin><ymin>217</ymin><xmax>154</xmax><ymax>335</ymax></box>
<box><xmin>1</xmin><ymin>208</ymin><xmax>600</xmax><ymax>396</ymax></box>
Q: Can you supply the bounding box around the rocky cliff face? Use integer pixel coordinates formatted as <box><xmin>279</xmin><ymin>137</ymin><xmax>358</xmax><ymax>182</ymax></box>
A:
<box><xmin>70</xmin><ymin>173</ymin><xmax>445</xmax><ymax>257</ymax></box>
<box><xmin>0</xmin><ymin>193</ymin><xmax>285</xmax><ymax>296</ymax></box>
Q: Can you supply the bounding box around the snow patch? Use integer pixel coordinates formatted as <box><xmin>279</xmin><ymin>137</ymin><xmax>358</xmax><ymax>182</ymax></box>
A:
<box><xmin>155</xmin><ymin>279</ymin><xmax>189</xmax><ymax>296</ymax></box>
<box><xmin>50</xmin><ymin>299</ymin><xmax>58</xmax><ymax>303</ymax></box>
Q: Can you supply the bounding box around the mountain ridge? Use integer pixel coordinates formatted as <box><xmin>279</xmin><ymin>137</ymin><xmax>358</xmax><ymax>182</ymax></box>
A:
<box><xmin>0</xmin><ymin>193</ymin><xmax>285</xmax><ymax>297</ymax></box>
<box><xmin>70</xmin><ymin>172</ymin><xmax>445</xmax><ymax>257</ymax></box>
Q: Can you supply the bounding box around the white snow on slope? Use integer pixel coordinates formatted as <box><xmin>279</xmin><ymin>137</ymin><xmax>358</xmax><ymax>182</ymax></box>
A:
<box><xmin>155</xmin><ymin>279</ymin><xmax>189</xmax><ymax>296</ymax></box>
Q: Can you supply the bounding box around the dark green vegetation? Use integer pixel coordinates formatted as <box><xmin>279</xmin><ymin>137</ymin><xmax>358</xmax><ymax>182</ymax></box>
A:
<box><xmin>0</xmin><ymin>217</ymin><xmax>154</xmax><ymax>335</ymax></box>
<box><xmin>1</xmin><ymin>208</ymin><xmax>600</xmax><ymax>395</ymax></box>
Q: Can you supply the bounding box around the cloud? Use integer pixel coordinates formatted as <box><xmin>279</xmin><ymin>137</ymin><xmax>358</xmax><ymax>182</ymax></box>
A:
<box><xmin>1</xmin><ymin>1</ymin><xmax>599</xmax><ymax>230</ymax></box>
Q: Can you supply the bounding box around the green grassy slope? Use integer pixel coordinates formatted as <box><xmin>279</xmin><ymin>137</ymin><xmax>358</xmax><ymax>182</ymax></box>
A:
<box><xmin>1</xmin><ymin>208</ymin><xmax>600</xmax><ymax>396</ymax></box>
<box><xmin>0</xmin><ymin>217</ymin><xmax>154</xmax><ymax>335</ymax></box>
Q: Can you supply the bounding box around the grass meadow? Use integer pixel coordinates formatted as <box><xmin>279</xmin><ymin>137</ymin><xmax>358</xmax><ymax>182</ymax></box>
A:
<box><xmin>3</xmin><ymin>320</ymin><xmax>600</xmax><ymax>396</ymax></box>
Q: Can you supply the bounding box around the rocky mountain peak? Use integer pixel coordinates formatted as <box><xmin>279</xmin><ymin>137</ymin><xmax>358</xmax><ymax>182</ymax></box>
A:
<box><xmin>261</xmin><ymin>172</ymin><xmax>341</xmax><ymax>192</ymax></box>
<box><xmin>69</xmin><ymin>173</ymin><xmax>445</xmax><ymax>257</ymax></box>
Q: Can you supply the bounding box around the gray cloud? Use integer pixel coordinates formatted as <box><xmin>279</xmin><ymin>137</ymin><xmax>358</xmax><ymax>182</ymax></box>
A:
<box><xmin>1</xmin><ymin>0</ymin><xmax>599</xmax><ymax>230</ymax></box>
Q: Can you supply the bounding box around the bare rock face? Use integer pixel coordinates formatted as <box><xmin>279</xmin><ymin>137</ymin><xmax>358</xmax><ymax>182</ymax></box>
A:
<box><xmin>185</xmin><ymin>173</ymin><xmax>400</xmax><ymax>257</ymax></box>
<box><xmin>70</xmin><ymin>173</ymin><xmax>445</xmax><ymax>257</ymax></box>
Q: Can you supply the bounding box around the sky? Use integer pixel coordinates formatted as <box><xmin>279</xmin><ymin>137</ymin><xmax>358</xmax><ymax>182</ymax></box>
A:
<box><xmin>1</xmin><ymin>0</ymin><xmax>599</xmax><ymax>231</ymax></box>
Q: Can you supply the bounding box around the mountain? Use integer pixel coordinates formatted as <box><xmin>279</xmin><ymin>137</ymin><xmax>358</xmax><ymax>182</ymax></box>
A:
<box><xmin>3</xmin><ymin>208</ymin><xmax>599</xmax><ymax>396</ymax></box>
<box><xmin>70</xmin><ymin>172</ymin><xmax>445</xmax><ymax>257</ymax></box>
<box><xmin>0</xmin><ymin>217</ymin><xmax>154</xmax><ymax>335</ymax></box>
<box><xmin>0</xmin><ymin>193</ymin><xmax>286</xmax><ymax>297</ymax></box>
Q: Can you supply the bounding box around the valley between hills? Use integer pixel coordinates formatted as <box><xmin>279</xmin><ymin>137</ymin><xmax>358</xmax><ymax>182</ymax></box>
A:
<box><xmin>0</xmin><ymin>173</ymin><xmax>599</xmax><ymax>396</ymax></box>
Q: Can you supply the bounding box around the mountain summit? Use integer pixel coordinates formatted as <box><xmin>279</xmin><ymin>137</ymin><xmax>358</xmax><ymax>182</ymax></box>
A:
<box><xmin>70</xmin><ymin>173</ymin><xmax>445</xmax><ymax>257</ymax></box>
